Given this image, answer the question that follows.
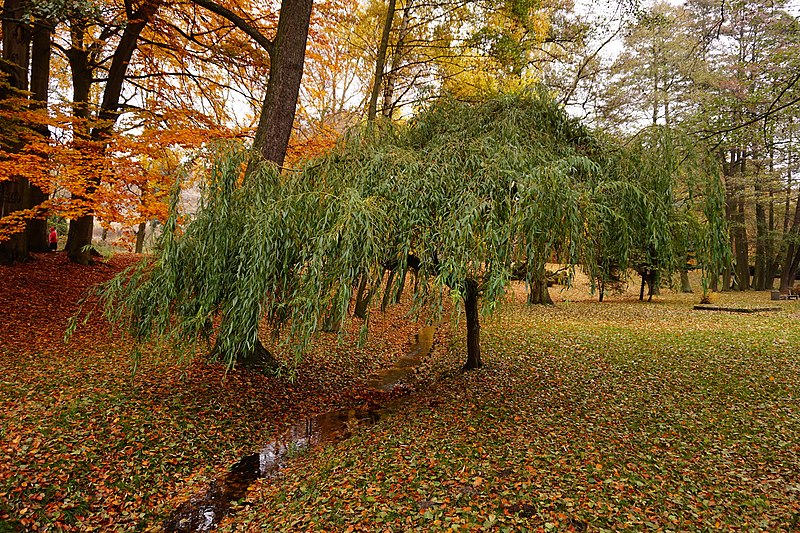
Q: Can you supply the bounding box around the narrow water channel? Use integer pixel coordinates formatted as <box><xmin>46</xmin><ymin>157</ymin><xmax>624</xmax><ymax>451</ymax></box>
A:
<box><xmin>163</xmin><ymin>325</ymin><xmax>436</xmax><ymax>532</ymax></box>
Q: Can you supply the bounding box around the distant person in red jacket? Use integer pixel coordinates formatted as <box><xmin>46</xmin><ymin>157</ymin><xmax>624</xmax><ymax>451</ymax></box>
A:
<box><xmin>49</xmin><ymin>227</ymin><xmax>58</xmax><ymax>251</ymax></box>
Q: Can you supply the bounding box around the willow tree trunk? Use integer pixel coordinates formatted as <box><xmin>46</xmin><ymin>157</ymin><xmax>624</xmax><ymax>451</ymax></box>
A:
<box><xmin>231</xmin><ymin>0</ymin><xmax>312</xmax><ymax>366</ymax></box>
<box><xmin>639</xmin><ymin>273</ymin><xmax>646</xmax><ymax>301</ymax></box>
<box><xmin>134</xmin><ymin>221</ymin><xmax>147</xmax><ymax>253</ymax></box>
<box><xmin>753</xmin><ymin>170</ymin><xmax>768</xmax><ymax>290</ymax></box>
<box><xmin>354</xmin><ymin>274</ymin><xmax>373</xmax><ymax>319</ymax></box>
<box><xmin>528</xmin><ymin>279</ymin><xmax>553</xmax><ymax>305</ymax></box>
<box><xmin>731</xmin><ymin>152</ymin><xmax>750</xmax><ymax>290</ymax></box>
<box><xmin>463</xmin><ymin>279</ymin><xmax>482</xmax><ymax>371</ymax></box>
<box><xmin>680</xmin><ymin>270</ymin><xmax>692</xmax><ymax>293</ymax></box>
<box><xmin>381</xmin><ymin>268</ymin><xmax>397</xmax><ymax>311</ymax></box>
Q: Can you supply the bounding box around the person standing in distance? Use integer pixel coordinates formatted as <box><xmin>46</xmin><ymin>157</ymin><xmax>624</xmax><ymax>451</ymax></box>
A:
<box><xmin>49</xmin><ymin>227</ymin><xmax>58</xmax><ymax>251</ymax></box>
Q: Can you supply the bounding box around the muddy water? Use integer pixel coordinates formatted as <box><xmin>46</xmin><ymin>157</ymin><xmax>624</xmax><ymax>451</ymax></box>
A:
<box><xmin>163</xmin><ymin>325</ymin><xmax>436</xmax><ymax>532</ymax></box>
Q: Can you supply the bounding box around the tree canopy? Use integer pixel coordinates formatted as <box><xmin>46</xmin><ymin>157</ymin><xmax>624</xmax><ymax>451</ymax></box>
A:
<box><xmin>82</xmin><ymin>88</ymin><xmax>727</xmax><ymax>372</ymax></box>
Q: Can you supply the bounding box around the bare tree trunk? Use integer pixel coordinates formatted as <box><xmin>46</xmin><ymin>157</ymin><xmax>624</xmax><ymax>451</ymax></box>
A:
<box><xmin>680</xmin><ymin>269</ymin><xmax>692</xmax><ymax>293</ymax></box>
<box><xmin>381</xmin><ymin>268</ymin><xmax>397</xmax><ymax>311</ymax></box>
<box><xmin>753</xmin><ymin>166</ymin><xmax>768</xmax><ymax>290</ymax></box>
<box><xmin>780</xmin><ymin>188</ymin><xmax>800</xmax><ymax>291</ymax></box>
<box><xmin>463</xmin><ymin>278</ymin><xmax>482</xmax><ymax>371</ymax></box>
<box><xmin>354</xmin><ymin>273</ymin><xmax>374</xmax><ymax>319</ymax></box>
<box><xmin>381</xmin><ymin>0</ymin><xmax>412</xmax><ymax>118</ymax></box>
<box><xmin>66</xmin><ymin>1</ymin><xmax>163</xmax><ymax>265</ymax></box>
<box><xmin>26</xmin><ymin>22</ymin><xmax>52</xmax><ymax>252</ymax></box>
<box><xmin>708</xmin><ymin>271</ymin><xmax>719</xmax><ymax>292</ymax></box>
<box><xmin>639</xmin><ymin>272</ymin><xmax>646</xmax><ymax>301</ymax></box>
<box><xmin>732</xmin><ymin>152</ymin><xmax>750</xmax><ymax>290</ymax></box>
<box><xmin>393</xmin><ymin>270</ymin><xmax>406</xmax><ymax>303</ymax></box>
<box><xmin>367</xmin><ymin>0</ymin><xmax>397</xmax><ymax>121</ymax></box>
<box><xmin>0</xmin><ymin>0</ymin><xmax>31</xmax><ymax>264</ymax></box>
<box><xmin>134</xmin><ymin>221</ymin><xmax>147</xmax><ymax>253</ymax></box>
<box><xmin>251</xmin><ymin>0</ymin><xmax>313</xmax><ymax>167</ymax></box>
<box><xmin>528</xmin><ymin>279</ymin><xmax>553</xmax><ymax>305</ymax></box>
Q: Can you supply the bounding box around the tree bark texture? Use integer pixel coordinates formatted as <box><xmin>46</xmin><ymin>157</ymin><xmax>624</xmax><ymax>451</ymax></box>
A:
<box><xmin>0</xmin><ymin>0</ymin><xmax>31</xmax><ymax>264</ymax></box>
<box><xmin>527</xmin><ymin>279</ymin><xmax>553</xmax><ymax>305</ymax></box>
<box><xmin>134</xmin><ymin>221</ymin><xmax>147</xmax><ymax>254</ymax></box>
<box><xmin>367</xmin><ymin>0</ymin><xmax>397</xmax><ymax>121</ymax></box>
<box><xmin>251</xmin><ymin>0</ymin><xmax>313</xmax><ymax>167</ymax></box>
<box><xmin>463</xmin><ymin>279</ymin><xmax>482</xmax><ymax>370</ymax></box>
<box><xmin>381</xmin><ymin>0</ymin><xmax>412</xmax><ymax>118</ymax></box>
<box><xmin>354</xmin><ymin>274</ymin><xmax>373</xmax><ymax>319</ymax></box>
<box><xmin>25</xmin><ymin>22</ymin><xmax>52</xmax><ymax>252</ymax></box>
<box><xmin>724</xmin><ymin>150</ymin><xmax>750</xmax><ymax>290</ymax></box>
<box><xmin>680</xmin><ymin>269</ymin><xmax>692</xmax><ymax>293</ymax></box>
<box><xmin>780</xmin><ymin>187</ymin><xmax>800</xmax><ymax>290</ymax></box>
<box><xmin>381</xmin><ymin>268</ymin><xmax>397</xmax><ymax>311</ymax></box>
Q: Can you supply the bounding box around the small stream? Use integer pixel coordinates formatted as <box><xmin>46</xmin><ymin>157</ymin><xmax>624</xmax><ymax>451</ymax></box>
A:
<box><xmin>163</xmin><ymin>325</ymin><xmax>435</xmax><ymax>532</ymax></box>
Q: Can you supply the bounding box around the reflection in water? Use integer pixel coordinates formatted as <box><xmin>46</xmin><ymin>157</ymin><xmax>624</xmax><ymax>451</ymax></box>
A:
<box><xmin>163</xmin><ymin>325</ymin><xmax>435</xmax><ymax>532</ymax></box>
<box><xmin>367</xmin><ymin>325</ymin><xmax>435</xmax><ymax>390</ymax></box>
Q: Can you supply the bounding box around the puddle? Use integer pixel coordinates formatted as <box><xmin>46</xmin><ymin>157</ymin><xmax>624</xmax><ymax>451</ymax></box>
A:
<box><xmin>366</xmin><ymin>325</ymin><xmax>435</xmax><ymax>390</ymax></box>
<box><xmin>164</xmin><ymin>325</ymin><xmax>435</xmax><ymax>532</ymax></box>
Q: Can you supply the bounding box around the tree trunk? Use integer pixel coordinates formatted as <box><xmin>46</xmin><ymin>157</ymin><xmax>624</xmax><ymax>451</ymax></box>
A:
<box><xmin>780</xmin><ymin>188</ymin><xmax>800</xmax><ymax>291</ymax></box>
<box><xmin>251</xmin><ymin>0</ymin><xmax>313</xmax><ymax>167</ymax></box>
<box><xmin>26</xmin><ymin>22</ymin><xmax>52</xmax><ymax>253</ymax></box>
<box><xmin>381</xmin><ymin>268</ymin><xmax>397</xmax><ymax>311</ymax></box>
<box><xmin>354</xmin><ymin>274</ymin><xmax>373</xmax><ymax>319</ymax></box>
<box><xmin>753</xmin><ymin>169</ymin><xmax>768</xmax><ymax>290</ymax></box>
<box><xmin>212</xmin><ymin>337</ymin><xmax>278</xmax><ymax>371</ymax></box>
<box><xmin>680</xmin><ymin>269</ymin><xmax>692</xmax><ymax>293</ymax></box>
<box><xmin>66</xmin><ymin>1</ymin><xmax>162</xmax><ymax>264</ymax></box>
<box><xmin>134</xmin><ymin>221</ymin><xmax>147</xmax><ymax>253</ymax></box>
<box><xmin>381</xmin><ymin>0</ymin><xmax>412</xmax><ymax>118</ymax></box>
<box><xmin>322</xmin><ymin>308</ymin><xmax>343</xmax><ymax>332</ymax></box>
<box><xmin>0</xmin><ymin>0</ymin><xmax>31</xmax><ymax>264</ymax></box>
<box><xmin>463</xmin><ymin>278</ymin><xmax>482</xmax><ymax>371</ymax></box>
<box><xmin>527</xmin><ymin>279</ymin><xmax>553</xmax><ymax>305</ymax></box>
<box><xmin>765</xmin><ymin>151</ymin><xmax>779</xmax><ymax>289</ymax></box>
<box><xmin>721</xmin><ymin>265</ymin><xmax>731</xmax><ymax>291</ymax></box>
<box><xmin>732</xmin><ymin>152</ymin><xmax>750</xmax><ymax>290</ymax></box>
<box><xmin>393</xmin><ymin>270</ymin><xmax>406</xmax><ymax>303</ymax></box>
<box><xmin>639</xmin><ymin>272</ymin><xmax>646</xmax><ymax>301</ymax></box>
<box><xmin>367</xmin><ymin>0</ymin><xmax>397</xmax><ymax>121</ymax></box>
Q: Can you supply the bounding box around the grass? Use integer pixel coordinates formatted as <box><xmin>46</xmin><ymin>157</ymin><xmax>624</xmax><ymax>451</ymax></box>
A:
<box><xmin>2</xmin><ymin>256</ymin><xmax>799</xmax><ymax>531</ymax></box>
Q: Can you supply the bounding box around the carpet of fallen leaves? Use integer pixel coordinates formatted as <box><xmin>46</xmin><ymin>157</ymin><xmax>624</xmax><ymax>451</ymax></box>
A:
<box><xmin>225</xmin><ymin>281</ymin><xmax>800</xmax><ymax>532</ymax></box>
<box><xmin>0</xmin><ymin>253</ymin><xmax>423</xmax><ymax>532</ymax></box>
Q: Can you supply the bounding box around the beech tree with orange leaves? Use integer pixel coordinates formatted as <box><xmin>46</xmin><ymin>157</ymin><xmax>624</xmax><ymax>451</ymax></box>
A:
<box><xmin>0</xmin><ymin>0</ymin><xmax>317</xmax><ymax>265</ymax></box>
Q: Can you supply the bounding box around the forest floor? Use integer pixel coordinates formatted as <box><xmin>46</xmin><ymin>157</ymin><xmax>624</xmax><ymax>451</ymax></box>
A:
<box><xmin>1</xmin><ymin>253</ymin><xmax>800</xmax><ymax>531</ymax></box>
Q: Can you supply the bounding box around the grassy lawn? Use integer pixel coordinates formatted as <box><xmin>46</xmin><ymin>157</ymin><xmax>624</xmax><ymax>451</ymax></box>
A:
<box><xmin>2</xmin><ymin>256</ymin><xmax>799</xmax><ymax>531</ymax></box>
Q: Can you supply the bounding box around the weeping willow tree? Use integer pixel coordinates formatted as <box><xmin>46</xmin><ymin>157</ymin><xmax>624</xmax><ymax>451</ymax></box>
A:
<box><xmin>582</xmin><ymin>126</ymin><xmax>731</xmax><ymax>303</ymax></box>
<box><xmin>74</xmin><ymin>88</ymin><xmax>727</xmax><ymax>373</ymax></box>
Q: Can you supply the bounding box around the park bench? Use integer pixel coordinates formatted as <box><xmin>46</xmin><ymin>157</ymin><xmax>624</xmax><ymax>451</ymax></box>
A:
<box><xmin>771</xmin><ymin>287</ymin><xmax>800</xmax><ymax>300</ymax></box>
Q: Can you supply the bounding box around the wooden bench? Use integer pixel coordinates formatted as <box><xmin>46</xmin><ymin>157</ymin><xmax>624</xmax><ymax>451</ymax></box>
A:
<box><xmin>772</xmin><ymin>288</ymin><xmax>800</xmax><ymax>300</ymax></box>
